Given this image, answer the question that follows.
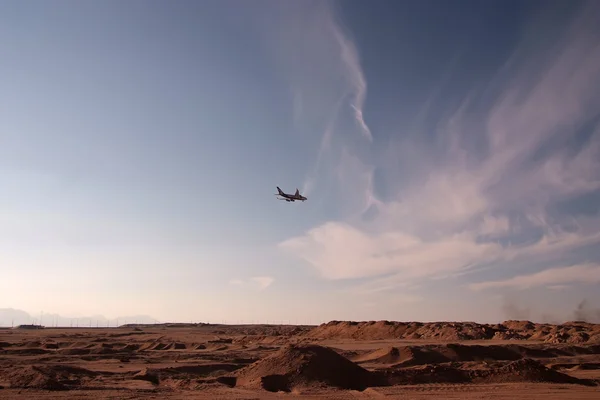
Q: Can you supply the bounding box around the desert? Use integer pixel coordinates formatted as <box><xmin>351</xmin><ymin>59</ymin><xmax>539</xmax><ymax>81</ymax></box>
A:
<box><xmin>3</xmin><ymin>0</ymin><xmax>600</xmax><ymax>398</ymax></box>
<box><xmin>1</xmin><ymin>320</ymin><xmax>599</xmax><ymax>398</ymax></box>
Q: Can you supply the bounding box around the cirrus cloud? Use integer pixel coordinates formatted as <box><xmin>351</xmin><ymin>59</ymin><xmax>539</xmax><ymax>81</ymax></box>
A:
<box><xmin>276</xmin><ymin>0</ymin><xmax>600</xmax><ymax>294</ymax></box>
<box><xmin>469</xmin><ymin>262</ymin><xmax>600</xmax><ymax>291</ymax></box>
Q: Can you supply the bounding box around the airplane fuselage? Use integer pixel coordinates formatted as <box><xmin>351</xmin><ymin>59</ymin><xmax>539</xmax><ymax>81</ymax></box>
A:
<box><xmin>279</xmin><ymin>194</ymin><xmax>306</xmax><ymax>201</ymax></box>
<box><xmin>281</xmin><ymin>195</ymin><xmax>306</xmax><ymax>202</ymax></box>
<box><xmin>275</xmin><ymin>186</ymin><xmax>307</xmax><ymax>202</ymax></box>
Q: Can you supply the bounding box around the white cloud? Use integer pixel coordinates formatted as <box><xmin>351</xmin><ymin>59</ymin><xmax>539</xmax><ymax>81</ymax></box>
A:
<box><xmin>279</xmin><ymin>222</ymin><xmax>503</xmax><ymax>280</ymax></box>
<box><xmin>229</xmin><ymin>276</ymin><xmax>274</xmax><ymax>291</ymax></box>
<box><xmin>277</xmin><ymin>1</ymin><xmax>600</xmax><ymax>293</ymax></box>
<box><xmin>469</xmin><ymin>263</ymin><xmax>600</xmax><ymax>291</ymax></box>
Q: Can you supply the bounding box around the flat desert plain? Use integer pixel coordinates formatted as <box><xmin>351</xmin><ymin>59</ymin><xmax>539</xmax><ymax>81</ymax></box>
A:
<box><xmin>1</xmin><ymin>320</ymin><xmax>600</xmax><ymax>398</ymax></box>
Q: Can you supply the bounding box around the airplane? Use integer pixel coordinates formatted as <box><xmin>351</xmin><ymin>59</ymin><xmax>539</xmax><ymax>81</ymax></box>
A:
<box><xmin>275</xmin><ymin>186</ymin><xmax>307</xmax><ymax>202</ymax></box>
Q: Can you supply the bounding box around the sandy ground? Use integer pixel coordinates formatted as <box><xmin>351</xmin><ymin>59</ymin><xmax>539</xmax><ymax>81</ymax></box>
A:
<box><xmin>0</xmin><ymin>321</ymin><xmax>599</xmax><ymax>398</ymax></box>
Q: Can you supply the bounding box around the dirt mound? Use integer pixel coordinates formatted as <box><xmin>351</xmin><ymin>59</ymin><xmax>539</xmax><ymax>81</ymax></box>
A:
<box><xmin>211</xmin><ymin>325</ymin><xmax>313</xmax><ymax>337</ymax></box>
<box><xmin>422</xmin><ymin>322</ymin><xmax>496</xmax><ymax>341</ymax></box>
<box><xmin>437</xmin><ymin>344</ymin><xmax>522</xmax><ymax>362</ymax></box>
<box><xmin>5</xmin><ymin>365</ymin><xmax>99</xmax><ymax>390</ymax></box>
<box><xmin>352</xmin><ymin>343</ymin><xmax>600</xmax><ymax>368</ymax></box>
<box><xmin>383</xmin><ymin>359</ymin><xmax>596</xmax><ymax>386</ymax></box>
<box><xmin>543</xmin><ymin>327</ymin><xmax>600</xmax><ymax>344</ymax></box>
<box><xmin>385</xmin><ymin>344</ymin><xmax>521</xmax><ymax>367</ymax></box>
<box><xmin>386</xmin><ymin>364</ymin><xmax>471</xmax><ymax>385</ymax></box>
<box><xmin>5</xmin><ymin>366</ymin><xmax>66</xmax><ymax>390</ymax></box>
<box><xmin>133</xmin><ymin>363</ymin><xmax>244</xmax><ymax>385</ymax></box>
<box><xmin>357</xmin><ymin>344</ymin><xmax>522</xmax><ymax>367</ymax></box>
<box><xmin>305</xmin><ymin>321</ymin><xmax>414</xmax><ymax>340</ymax></box>
<box><xmin>304</xmin><ymin>320</ymin><xmax>600</xmax><ymax>343</ymax></box>
<box><xmin>493</xmin><ymin>330</ymin><xmax>524</xmax><ymax>340</ymax></box>
<box><xmin>236</xmin><ymin>344</ymin><xmax>382</xmax><ymax>392</ymax></box>
<box><xmin>471</xmin><ymin>359</ymin><xmax>595</xmax><ymax>385</ymax></box>
<box><xmin>501</xmin><ymin>320</ymin><xmax>536</xmax><ymax>332</ymax></box>
<box><xmin>304</xmin><ymin>321</ymin><xmax>496</xmax><ymax>341</ymax></box>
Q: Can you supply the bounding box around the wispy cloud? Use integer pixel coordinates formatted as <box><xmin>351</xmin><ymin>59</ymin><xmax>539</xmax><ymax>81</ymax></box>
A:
<box><xmin>264</xmin><ymin>1</ymin><xmax>373</xmax><ymax>197</ymax></box>
<box><xmin>279</xmin><ymin>223</ymin><xmax>502</xmax><ymax>280</ymax></box>
<box><xmin>229</xmin><ymin>276</ymin><xmax>274</xmax><ymax>291</ymax></box>
<box><xmin>330</xmin><ymin>17</ymin><xmax>372</xmax><ymax>142</ymax></box>
<box><xmin>277</xmin><ymin>1</ymin><xmax>600</xmax><ymax>293</ymax></box>
<box><xmin>469</xmin><ymin>262</ymin><xmax>600</xmax><ymax>291</ymax></box>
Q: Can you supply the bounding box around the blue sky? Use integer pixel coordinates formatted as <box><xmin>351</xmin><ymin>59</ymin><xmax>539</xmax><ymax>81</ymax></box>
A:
<box><xmin>1</xmin><ymin>0</ymin><xmax>599</xmax><ymax>324</ymax></box>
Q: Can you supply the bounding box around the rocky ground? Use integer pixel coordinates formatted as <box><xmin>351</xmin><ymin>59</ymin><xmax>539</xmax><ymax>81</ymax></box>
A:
<box><xmin>0</xmin><ymin>320</ymin><xmax>599</xmax><ymax>398</ymax></box>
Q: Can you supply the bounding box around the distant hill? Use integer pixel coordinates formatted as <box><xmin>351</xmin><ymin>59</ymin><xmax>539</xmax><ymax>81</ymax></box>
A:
<box><xmin>0</xmin><ymin>308</ymin><xmax>159</xmax><ymax>328</ymax></box>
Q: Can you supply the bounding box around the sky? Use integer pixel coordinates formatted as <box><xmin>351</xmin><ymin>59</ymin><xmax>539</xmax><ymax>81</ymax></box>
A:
<box><xmin>1</xmin><ymin>0</ymin><xmax>600</xmax><ymax>325</ymax></box>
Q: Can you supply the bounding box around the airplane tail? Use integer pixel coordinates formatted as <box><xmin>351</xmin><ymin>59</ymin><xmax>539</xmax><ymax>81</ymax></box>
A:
<box><xmin>295</xmin><ymin>188</ymin><xmax>300</xmax><ymax>196</ymax></box>
<box><xmin>277</xmin><ymin>186</ymin><xmax>284</xmax><ymax>195</ymax></box>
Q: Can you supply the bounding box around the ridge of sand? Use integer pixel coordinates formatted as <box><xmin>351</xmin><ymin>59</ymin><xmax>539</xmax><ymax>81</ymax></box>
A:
<box><xmin>304</xmin><ymin>320</ymin><xmax>600</xmax><ymax>343</ymax></box>
<box><xmin>384</xmin><ymin>358</ymin><xmax>596</xmax><ymax>386</ymax></box>
<box><xmin>351</xmin><ymin>343</ymin><xmax>600</xmax><ymax>368</ymax></box>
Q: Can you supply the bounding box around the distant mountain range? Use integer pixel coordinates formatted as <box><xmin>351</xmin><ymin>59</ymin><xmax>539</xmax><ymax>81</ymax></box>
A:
<box><xmin>0</xmin><ymin>308</ymin><xmax>159</xmax><ymax>328</ymax></box>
